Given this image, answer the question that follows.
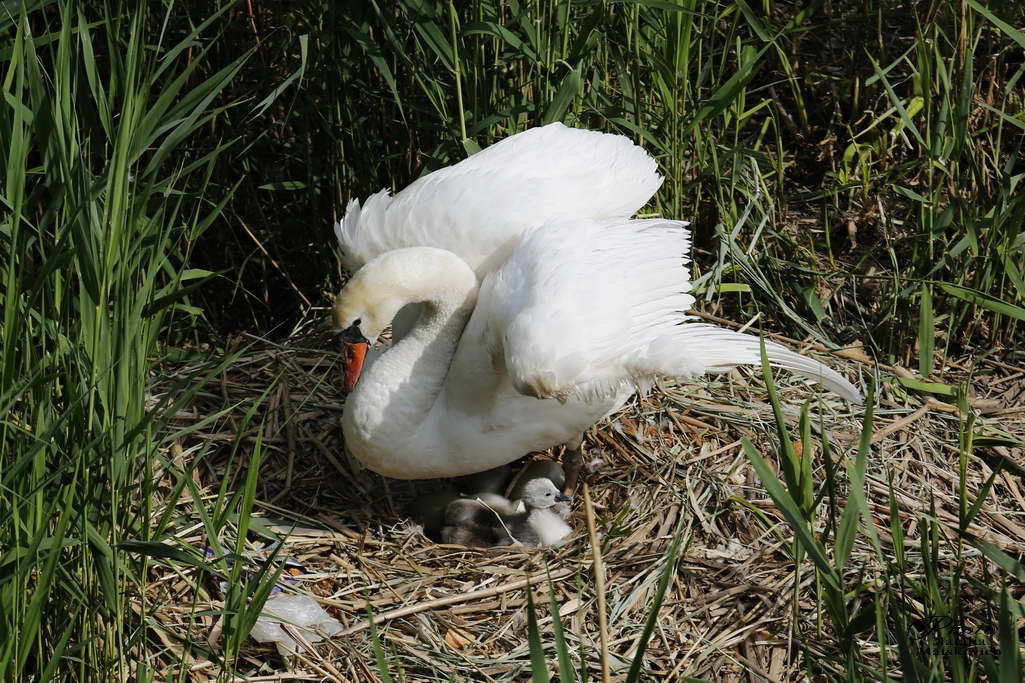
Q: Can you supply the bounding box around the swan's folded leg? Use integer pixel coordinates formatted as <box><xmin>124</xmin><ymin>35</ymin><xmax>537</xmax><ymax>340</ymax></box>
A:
<box><xmin>561</xmin><ymin>433</ymin><xmax>585</xmax><ymax>494</ymax></box>
<box><xmin>562</xmin><ymin>448</ymin><xmax>583</xmax><ymax>494</ymax></box>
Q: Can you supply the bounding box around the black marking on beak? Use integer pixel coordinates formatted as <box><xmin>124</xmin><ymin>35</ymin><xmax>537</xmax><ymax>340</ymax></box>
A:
<box><xmin>339</xmin><ymin>323</ymin><xmax>371</xmax><ymax>393</ymax></box>
<box><xmin>338</xmin><ymin>322</ymin><xmax>369</xmax><ymax>345</ymax></box>
<box><xmin>555</xmin><ymin>493</ymin><xmax>571</xmax><ymax>503</ymax></box>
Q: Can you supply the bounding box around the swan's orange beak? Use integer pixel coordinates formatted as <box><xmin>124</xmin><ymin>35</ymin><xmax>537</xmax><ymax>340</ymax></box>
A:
<box><xmin>339</xmin><ymin>322</ymin><xmax>370</xmax><ymax>392</ymax></box>
<box><xmin>343</xmin><ymin>341</ymin><xmax>368</xmax><ymax>392</ymax></box>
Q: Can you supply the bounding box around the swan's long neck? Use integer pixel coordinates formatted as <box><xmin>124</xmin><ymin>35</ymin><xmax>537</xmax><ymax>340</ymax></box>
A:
<box><xmin>341</xmin><ymin>251</ymin><xmax>478</xmax><ymax>477</ymax></box>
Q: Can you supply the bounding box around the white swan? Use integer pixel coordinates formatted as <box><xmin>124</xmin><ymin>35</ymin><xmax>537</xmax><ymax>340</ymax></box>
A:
<box><xmin>332</xmin><ymin>125</ymin><xmax>861</xmax><ymax>482</ymax></box>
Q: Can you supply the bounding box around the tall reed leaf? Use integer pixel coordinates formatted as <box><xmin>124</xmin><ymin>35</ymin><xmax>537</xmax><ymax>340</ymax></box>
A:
<box><xmin>0</xmin><ymin>2</ymin><xmax>247</xmax><ymax>677</ymax></box>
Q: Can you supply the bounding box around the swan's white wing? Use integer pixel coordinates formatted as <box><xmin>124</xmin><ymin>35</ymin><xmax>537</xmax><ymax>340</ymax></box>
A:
<box><xmin>481</xmin><ymin>218</ymin><xmax>695</xmax><ymax>400</ymax></box>
<box><xmin>482</xmin><ymin>219</ymin><xmax>862</xmax><ymax>403</ymax></box>
<box><xmin>334</xmin><ymin>123</ymin><xmax>662</xmax><ymax>274</ymax></box>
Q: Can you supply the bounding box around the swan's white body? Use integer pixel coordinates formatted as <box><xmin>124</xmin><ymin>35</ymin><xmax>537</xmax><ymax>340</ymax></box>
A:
<box><xmin>333</xmin><ymin>124</ymin><xmax>861</xmax><ymax>479</ymax></box>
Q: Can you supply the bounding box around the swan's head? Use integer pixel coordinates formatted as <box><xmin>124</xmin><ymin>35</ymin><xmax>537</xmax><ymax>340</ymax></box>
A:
<box><xmin>520</xmin><ymin>478</ymin><xmax>571</xmax><ymax>509</ymax></box>
<box><xmin>331</xmin><ymin>247</ymin><xmax>478</xmax><ymax>392</ymax></box>
<box><xmin>332</xmin><ymin>255</ymin><xmax>410</xmax><ymax>344</ymax></box>
<box><xmin>332</xmin><ymin>255</ymin><xmax>407</xmax><ymax>392</ymax></box>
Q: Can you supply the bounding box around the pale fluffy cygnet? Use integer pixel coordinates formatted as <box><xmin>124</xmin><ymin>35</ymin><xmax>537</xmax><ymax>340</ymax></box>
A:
<box><xmin>507</xmin><ymin>460</ymin><xmax>566</xmax><ymax>499</ymax></box>
<box><xmin>507</xmin><ymin>461</ymin><xmax>571</xmax><ymax>521</ymax></box>
<box><xmin>493</xmin><ymin>478</ymin><xmax>573</xmax><ymax>547</ymax></box>
<box><xmin>425</xmin><ymin>464</ymin><xmax>574</xmax><ymax>548</ymax></box>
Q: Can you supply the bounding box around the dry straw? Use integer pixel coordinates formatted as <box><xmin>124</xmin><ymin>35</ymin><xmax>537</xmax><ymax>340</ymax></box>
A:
<box><xmin>141</xmin><ymin>322</ymin><xmax>1025</xmax><ymax>680</ymax></box>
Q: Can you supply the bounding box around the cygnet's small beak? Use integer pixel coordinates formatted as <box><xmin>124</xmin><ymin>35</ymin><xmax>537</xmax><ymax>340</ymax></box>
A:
<box><xmin>339</xmin><ymin>324</ymin><xmax>369</xmax><ymax>393</ymax></box>
<box><xmin>555</xmin><ymin>493</ymin><xmax>571</xmax><ymax>503</ymax></box>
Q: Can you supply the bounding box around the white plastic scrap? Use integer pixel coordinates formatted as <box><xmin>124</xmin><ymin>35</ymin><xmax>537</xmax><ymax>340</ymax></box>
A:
<box><xmin>250</xmin><ymin>594</ymin><xmax>343</xmax><ymax>656</ymax></box>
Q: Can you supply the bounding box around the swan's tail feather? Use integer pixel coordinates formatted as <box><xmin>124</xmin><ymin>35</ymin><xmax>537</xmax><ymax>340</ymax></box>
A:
<box><xmin>672</xmin><ymin>324</ymin><xmax>863</xmax><ymax>404</ymax></box>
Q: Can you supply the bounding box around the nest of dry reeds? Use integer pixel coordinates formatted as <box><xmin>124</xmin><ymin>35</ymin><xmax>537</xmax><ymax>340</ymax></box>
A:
<box><xmin>144</xmin><ymin>317</ymin><xmax>1025</xmax><ymax>682</ymax></box>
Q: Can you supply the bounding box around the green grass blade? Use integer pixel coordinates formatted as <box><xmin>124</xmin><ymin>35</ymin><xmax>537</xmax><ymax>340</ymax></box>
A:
<box><xmin>868</xmin><ymin>54</ymin><xmax>926</xmax><ymax>146</ymax></box>
<box><xmin>546</xmin><ymin>566</ymin><xmax>576</xmax><ymax>683</ymax></box>
<box><xmin>997</xmin><ymin>587</ymin><xmax>1022</xmax><ymax>682</ymax></box>
<box><xmin>968</xmin><ymin>0</ymin><xmax>1025</xmax><ymax>51</ymax></box>
<box><xmin>525</xmin><ymin>584</ymin><xmax>551</xmax><ymax>683</ymax></box>
<box><xmin>968</xmin><ymin>538</ymin><xmax>1025</xmax><ymax>581</ymax></box>
<box><xmin>624</xmin><ymin>525</ymin><xmax>684</xmax><ymax>683</ymax></box>
<box><xmin>938</xmin><ymin>282</ymin><xmax>1025</xmax><ymax>321</ymax></box>
<box><xmin>542</xmin><ymin>63</ymin><xmax>582</xmax><ymax>124</ymax></box>
<box><xmin>918</xmin><ymin>284</ymin><xmax>934</xmax><ymax>376</ymax></box>
<box><xmin>366</xmin><ymin>600</ymin><xmax>395</xmax><ymax>683</ymax></box>
<box><xmin>743</xmin><ymin>439</ymin><xmax>841</xmax><ymax>591</ymax></box>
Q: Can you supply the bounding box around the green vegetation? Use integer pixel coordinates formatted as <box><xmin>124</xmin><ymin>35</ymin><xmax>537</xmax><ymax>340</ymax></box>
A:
<box><xmin>739</xmin><ymin>349</ymin><xmax>1023</xmax><ymax>682</ymax></box>
<box><xmin>1</xmin><ymin>0</ymin><xmax>1023</xmax><ymax>679</ymax></box>
<box><xmin>0</xmin><ymin>2</ymin><xmax>269</xmax><ymax>678</ymax></box>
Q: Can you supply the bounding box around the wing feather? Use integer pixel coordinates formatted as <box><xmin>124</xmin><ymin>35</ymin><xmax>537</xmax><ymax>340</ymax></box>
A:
<box><xmin>483</xmin><ymin>219</ymin><xmax>862</xmax><ymax>403</ymax></box>
<box><xmin>334</xmin><ymin>123</ymin><xmax>662</xmax><ymax>274</ymax></box>
<box><xmin>482</xmin><ymin>218</ymin><xmax>696</xmax><ymax>400</ymax></box>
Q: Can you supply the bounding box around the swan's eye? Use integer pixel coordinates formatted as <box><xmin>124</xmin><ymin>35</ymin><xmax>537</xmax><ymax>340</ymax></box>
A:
<box><xmin>339</xmin><ymin>320</ymin><xmax>369</xmax><ymax>345</ymax></box>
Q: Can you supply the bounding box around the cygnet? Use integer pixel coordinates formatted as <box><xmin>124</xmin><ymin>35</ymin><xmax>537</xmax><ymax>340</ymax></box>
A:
<box><xmin>407</xmin><ymin>463</ymin><xmax>513</xmax><ymax>540</ymax></box>
<box><xmin>493</xmin><ymin>478</ymin><xmax>572</xmax><ymax>547</ymax></box>
<box><xmin>439</xmin><ymin>493</ymin><xmax>517</xmax><ymax>547</ymax></box>
<box><xmin>506</xmin><ymin>461</ymin><xmax>571</xmax><ymax>521</ymax></box>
